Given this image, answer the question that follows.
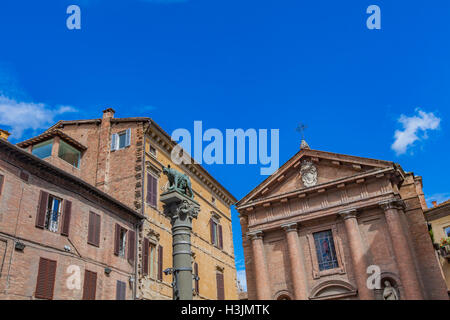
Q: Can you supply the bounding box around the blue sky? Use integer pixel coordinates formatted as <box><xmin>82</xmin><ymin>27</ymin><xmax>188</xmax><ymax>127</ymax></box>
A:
<box><xmin>1</xmin><ymin>1</ymin><xmax>449</xmax><ymax>291</ymax></box>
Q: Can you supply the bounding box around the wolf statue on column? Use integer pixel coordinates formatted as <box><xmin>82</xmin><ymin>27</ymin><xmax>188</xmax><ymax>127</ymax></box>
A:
<box><xmin>162</xmin><ymin>165</ymin><xmax>194</xmax><ymax>199</ymax></box>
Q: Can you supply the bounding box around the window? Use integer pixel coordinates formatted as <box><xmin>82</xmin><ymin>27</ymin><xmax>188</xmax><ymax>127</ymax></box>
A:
<box><xmin>445</xmin><ymin>226</ymin><xmax>450</xmax><ymax>237</ymax></box>
<box><xmin>35</xmin><ymin>257</ymin><xmax>57</xmax><ymax>300</ymax></box>
<box><xmin>216</xmin><ymin>272</ymin><xmax>225</xmax><ymax>300</ymax></box>
<box><xmin>32</xmin><ymin>139</ymin><xmax>53</xmax><ymax>159</ymax></box>
<box><xmin>210</xmin><ymin>218</ymin><xmax>223</xmax><ymax>249</ymax></box>
<box><xmin>45</xmin><ymin>195</ymin><xmax>62</xmax><ymax>233</ymax></box>
<box><xmin>116</xmin><ymin>280</ymin><xmax>126</xmax><ymax>300</ymax></box>
<box><xmin>158</xmin><ymin>245</ymin><xmax>164</xmax><ymax>281</ymax></box>
<box><xmin>194</xmin><ymin>262</ymin><xmax>199</xmax><ymax>295</ymax></box>
<box><xmin>211</xmin><ymin>197</ymin><xmax>216</xmax><ymax>206</ymax></box>
<box><xmin>58</xmin><ymin>140</ymin><xmax>81</xmax><ymax>168</ymax></box>
<box><xmin>149</xmin><ymin>145</ymin><xmax>157</xmax><ymax>157</ymax></box>
<box><xmin>88</xmin><ymin>212</ymin><xmax>101</xmax><ymax>247</ymax></box>
<box><xmin>146</xmin><ymin>173</ymin><xmax>158</xmax><ymax>207</ymax></box>
<box><xmin>114</xmin><ymin>224</ymin><xmax>127</xmax><ymax>258</ymax></box>
<box><xmin>313</xmin><ymin>230</ymin><xmax>339</xmax><ymax>271</ymax></box>
<box><xmin>143</xmin><ymin>238</ymin><xmax>156</xmax><ymax>278</ymax></box>
<box><xmin>82</xmin><ymin>270</ymin><xmax>97</xmax><ymax>300</ymax></box>
<box><xmin>111</xmin><ymin>129</ymin><xmax>131</xmax><ymax>151</ymax></box>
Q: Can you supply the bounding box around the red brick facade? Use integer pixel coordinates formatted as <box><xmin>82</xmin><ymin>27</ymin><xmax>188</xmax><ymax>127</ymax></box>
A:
<box><xmin>237</xmin><ymin>147</ymin><xmax>449</xmax><ymax>300</ymax></box>
<box><xmin>0</xmin><ymin>139</ymin><xmax>143</xmax><ymax>300</ymax></box>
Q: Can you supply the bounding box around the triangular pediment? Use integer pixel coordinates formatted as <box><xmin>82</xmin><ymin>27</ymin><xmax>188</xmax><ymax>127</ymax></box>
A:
<box><xmin>236</xmin><ymin>149</ymin><xmax>394</xmax><ymax>208</ymax></box>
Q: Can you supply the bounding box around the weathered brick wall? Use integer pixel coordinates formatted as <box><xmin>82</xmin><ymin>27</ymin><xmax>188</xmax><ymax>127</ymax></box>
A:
<box><xmin>0</xmin><ymin>156</ymin><xmax>137</xmax><ymax>299</ymax></box>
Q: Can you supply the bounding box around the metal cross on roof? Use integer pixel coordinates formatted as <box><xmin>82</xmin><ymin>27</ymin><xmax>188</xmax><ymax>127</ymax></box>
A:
<box><xmin>296</xmin><ymin>123</ymin><xmax>307</xmax><ymax>140</ymax></box>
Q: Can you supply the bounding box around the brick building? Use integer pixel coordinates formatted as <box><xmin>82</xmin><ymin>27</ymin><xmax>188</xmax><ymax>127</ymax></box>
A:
<box><xmin>236</xmin><ymin>141</ymin><xmax>449</xmax><ymax>300</ymax></box>
<box><xmin>0</xmin><ymin>134</ymin><xmax>144</xmax><ymax>300</ymax></box>
<box><xmin>16</xmin><ymin>109</ymin><xmax>238</xmax><ymax>300</ymax></box>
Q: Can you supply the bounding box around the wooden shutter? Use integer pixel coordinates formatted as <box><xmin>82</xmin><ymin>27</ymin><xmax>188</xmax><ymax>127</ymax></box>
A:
<box><xmin>151</xmin><ymin>176</ymin><xmax>157</xmax><ymax>207</ymax></box>
<box><xmin>142</xmin><ymin>238</ymin><xmax>149</xmax><ymax>276</ymax></box>
<box><xmin>35</xmin><ymin>191</ymin><xmax>49</xmax><ymax>229</ymax></box>
<box><xmin>210</xmin><ymin>219</ymin><xmax>216</xmax><ymax>245</ymax></box>
<box><xmin>0</xmin><ymin>174</ymin><xmax>4</xmax><ymax>196</ymax></box>
<box><xmin>88</xmin><ymin>212</ymin><xmax>95</xmax><ymax>245</ymax></box>
<box><xmin>125</xmin><ymin>128</ymin><xmax>131</xmax><ymax>147</ymax></box>
<box><xmin>35</xmin><ymin>257</ymin><xmax>57</xmax><ymax>300</ymax></box>
<box><xmin>114</xmin><ymin>224</ymin><xmax>120</xmax><ymax>256</ymax></box>
<box><xmin>218</xmin><ymin>224</ymin><xmax>223</xmax><ymax>249</ymax></box>
<box><xmin>116</xmin><ymin>280</ymin><xmax>126</xmax><ymax>300</ymax></box>
<box><xmin>127</xmin><ymin>230</ymin><xmax>135</xmax><ymax>263</ymax></box>
<box><xmin>61</xmin><ymin>200</ymin><xmax>72</xmax><ymax>236</ymax></box>
<box><xmin>146</xmin><ymin>173</ymin><xmax>153</xmax><ymax>205</ymax></box>
<box><xmin>82</xmin><ymin>270</ymin><xmax>97</xmax><ymax>300</ymax></box>
<box><xmin>194</xmin><ymin>262</ymin><xmax>199</xmax><ymax>294</ymax></box>
<box><xmin>216</xmin><ymin>272</ymin><xmax>225</xmax><ymax>300</ymax></box>
<box><xmin>157</xmin><ymin>245</ymin><xmax>163</xmax><ymax>281</ymax></box>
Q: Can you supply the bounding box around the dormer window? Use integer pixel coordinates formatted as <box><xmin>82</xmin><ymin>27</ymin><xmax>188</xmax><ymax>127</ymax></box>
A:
<box><xmin>58</xmin><ymin>140</ymin><xmax>81</xmax><ymax>168</ymax></box>
<box><xmin>32</xmin><ymin>139</ymin><xmax>53</xmax><ymax>159</ymax></box>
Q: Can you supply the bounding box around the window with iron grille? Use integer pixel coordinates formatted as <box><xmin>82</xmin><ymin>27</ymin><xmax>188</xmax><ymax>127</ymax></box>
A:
<box><xmin>313</xmin><ymin>230</ymin><xmax>339</xmax><ymax>271</ymax></box>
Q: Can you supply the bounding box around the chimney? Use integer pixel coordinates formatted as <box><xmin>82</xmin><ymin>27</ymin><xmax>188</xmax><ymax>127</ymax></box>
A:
<box><xmin>0</xmin><ymin>129</ymin><xmax>11</xmax><ymax>141</ymax></box>
<box><xmin>102</xmin><ymin>108</ymin><xmax>116</xmax><ymax>119</ymax></box>
<box><xmin>432</xmin><ymin>201</ymin><xmax>437</xmax><ymax>208</ymax></box>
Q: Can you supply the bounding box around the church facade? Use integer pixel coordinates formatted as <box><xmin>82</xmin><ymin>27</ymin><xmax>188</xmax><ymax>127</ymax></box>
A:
<box><xmin>236</xmin><ymin>142</ymin><xmax>449</xmax><ymax>300</ymax></box>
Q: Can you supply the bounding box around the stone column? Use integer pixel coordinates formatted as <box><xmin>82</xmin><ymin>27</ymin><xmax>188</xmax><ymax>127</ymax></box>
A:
<box><xmin>339</xmin><ymin>209</ymin><xmax>374</xmax><ymax>300</ymax></box>
<box><xmin>379</xmin><ymin>199</ymin><xmax>423</xmax><ymax>300</ymax></box>
<box><xmin>281</xmin><ymin>223</ymin><xmax>308</xmax><ymax>300</ymax></box>
<box><xmin>161</xmin><ymin>190</ymin><xmax>200</xmax><ymax>300</ymax></box>
<box><xmin>248</xmin><ymin>231</ymin><xmax>272</xmax><ymax>300</ymax></box>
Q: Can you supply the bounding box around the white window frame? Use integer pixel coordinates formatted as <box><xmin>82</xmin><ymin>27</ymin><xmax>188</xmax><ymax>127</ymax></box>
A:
<box><xmin>111</xmin><ymin>129</ymin><xmax>131</xmax><ymax>151</ymax></box>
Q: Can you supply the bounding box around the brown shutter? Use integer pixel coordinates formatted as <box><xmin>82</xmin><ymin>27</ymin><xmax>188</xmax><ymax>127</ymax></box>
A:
<box><xmin>82</xmin><ymin>270</ymin><xmax>97</xmax><ymax>300</ymax></box>
<box><xmin>114</xmin><ymin>224</ymin><xmax>120</xmax><ymax>256</ymax></box>
<box><xmin>94</xmin><ymin>213</ymin><xmax>101</xmax><ymax>247</ymax></box>
<box><xmin>194</xmin><ymin>262</ymin><xmax>199</xmax><ymax>294</ymax></box>
<box><xmin>0</xmin><ymin>174</ymin><xmax>4</xmax><ymax>196</ymax></box>
<box><xmin>61</xmin><ymin>200</ymin><xmax>72</xmax><ymax>236</ymax></box>
<box><xmin>35</xmin><ymin>191</ymin><xmax>49</xmax><ymax>229</ymax></box>
<box><xmin>116</xmin><ymin>280</ymin><xmax>126</xmax><ymax>300</ymax></box>
<box><xmin>152</xmin><ymin>176</ymin><xmax>157</xmax><ymax>207</ymax></box>
<box><xmin>142</xmin><ymin>238</ymin><xmax>149</xmax><ymax>276</ymax></box>
<box><xmin>127</xmin><ymin>230</ymin><xmax>135</xmax><ymax>263</ymax></box>
<box><xmin>88</xmin><ymin>212</ymin><xmax>95</xmax><ymax>245</ymax></box>
<box><xmin>157</xmin><ymin>245</ymin><xmax>163</xmax><ymax>281</ymax></box>
<box><xmin>216</xmin><ymin>272</ymin><xmax>224</xmax><ymax>300</ymax></box>
<box><xmin>210</xmin><ymin>219</ymin><xmax>215</xmax><ymax>244</ymax></box>
<box><xmin>35</xmin><ymin>257</ymin><xmax>56</xmax><ymax>300</ymax></box>
<box><xmin>146</xmin><ymin>173</ymin><xmax>153</xmax><ymax>205</ymax></box>
<box><xmin>218</xmin><ymin>224</ymin><xmax>223</xmax><ymax>249</ymax></box>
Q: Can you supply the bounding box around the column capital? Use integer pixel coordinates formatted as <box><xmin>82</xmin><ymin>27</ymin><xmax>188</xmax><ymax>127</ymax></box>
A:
<box><xmin>281</xmin><ymin>222</ymin><xmax>298</xmax><ymax>233</ymax></box>
<box><xmin>379</xmin><ymin>198</ymin><xmax>405</xmax><ymax>211</ymax></box>
<box><xmin>247</xmin><ymin>230</ymin><xmax>264</xmax><ymax>241</ymax></box>
<box><xmin>339</xmin><ymin>208</ymin><xmax>358</xmax><ymax>220</ymax></box>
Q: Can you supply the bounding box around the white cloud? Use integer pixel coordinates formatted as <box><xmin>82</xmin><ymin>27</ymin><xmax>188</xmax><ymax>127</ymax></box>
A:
<box><xmin>391</xmin><ymin>109</ymin><xmax>441</xmax><ymax>155</ymax></box>
<box><xmin>236</xmin><ymin>269</ymin><xmax>247</xmax><ymax>292</ymax></box>
<box><xmin>0</xmin><ymin>95</ymin><xmax>76</xmax><ymax>139</ymax></box>
<box><xmin>426</xmin><ymin>193</ymin><xmax>450</xmax><ymax>208</ymax></box>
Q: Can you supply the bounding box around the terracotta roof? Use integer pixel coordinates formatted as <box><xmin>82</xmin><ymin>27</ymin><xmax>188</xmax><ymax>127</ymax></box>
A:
<box><xmin>16</xmin><ymin>129</ymin><xmax>87</xmax><ymax>151</ymax></box>
<box><xmin>426</xmin><ymin>199</ymin><xmax>450</xmax><ymax>212</ymax></box>
<box><xmin>0</xmin><ymin>138</ymin><xmax>144</xmax><ymax>220</ymax></box>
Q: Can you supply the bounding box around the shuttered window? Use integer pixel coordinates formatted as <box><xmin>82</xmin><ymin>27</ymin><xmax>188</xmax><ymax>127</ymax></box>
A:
<box><xmin>114</xmin><ymin>224</ymin><xmax>127</xmax><ymax>257</ymax></box>
<box><xmin>210</xmin><ymin>219</ymin><xmax>223</xmax><ymax>249</ymax></box>
<box><xmin>194</xmin><ymin>262</ymin><xmax>199</xmax><ymax>295</ymax></box>
<box><xmin>216</xmin><ymin>272</ymin><xmax>225</xmax><ymax>300</ymax></box>
<box><xmin>60</xmin><ymin>200</ymin><xmax>72</xmax><ymax>236</ymax></box>
<box><xmin>35</xmin><ymin>257</ymin><xmax>57</xmax><ymax>300</ymax></box>
<box><xmin>88</xmin><ymin>212</ymin><xmax>101</xmax><ymax>247</ymax></box>
<box><xmin>210</xmin><ymin>219</ymin><xmax>216</xmax><ymax>245</ymax></box>
<box><xmin>116</xmin><ymin>280</ymin><xmax>126</xmax><ymax>300</ymax></box>
<box><xmin>0</xmin><ymin>174</ymin><xmax>4</xmax><ymax>196</ymax></box>
<box><xmin>146</xmin><ymin>173</ymin><xmax>157</xmax><ymax>207</ymax></box>
<box><xmin>157</xmin><ymin>245</ymin><xmax>163</xmax><ymax>281</ymax></box>
<box><xmin>111</xmin><ymin>129</ymin><xmax>131</xmax><ymax>151</ymax></box>
<box><xmin>82</xmin><ymin>270</ymin><xmax>97</xmax><ymax>300</ymax></box>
